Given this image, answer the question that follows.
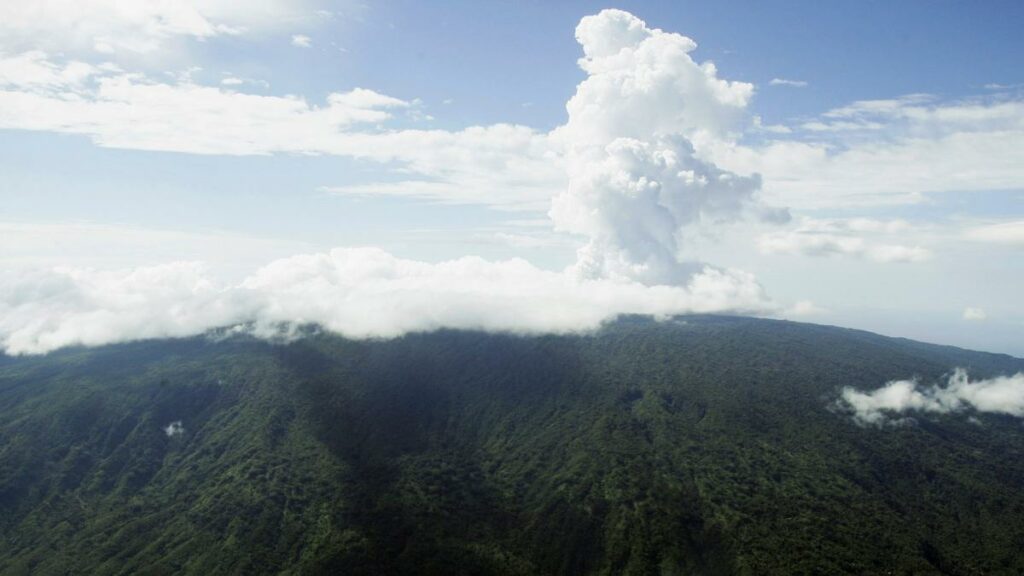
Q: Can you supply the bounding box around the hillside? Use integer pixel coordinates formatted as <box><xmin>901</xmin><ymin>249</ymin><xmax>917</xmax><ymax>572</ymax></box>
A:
<box><xmin>1</xmin><ymin>316</ymin><xmax>1023</xmax><ymax>575</ymax></box>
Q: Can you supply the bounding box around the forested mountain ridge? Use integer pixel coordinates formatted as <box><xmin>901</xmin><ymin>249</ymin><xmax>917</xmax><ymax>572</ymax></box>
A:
<box><xmin>1</xmin><ymin>315</ymin><xmax>1023</xmax><ymax>575</ymax></box>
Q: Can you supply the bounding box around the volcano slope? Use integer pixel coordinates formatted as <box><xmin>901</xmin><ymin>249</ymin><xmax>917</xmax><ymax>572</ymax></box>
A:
<box><xmin>1</xmin><ymin>315</ymin><xmax>1023</xmax><ymax>575</ymax></box>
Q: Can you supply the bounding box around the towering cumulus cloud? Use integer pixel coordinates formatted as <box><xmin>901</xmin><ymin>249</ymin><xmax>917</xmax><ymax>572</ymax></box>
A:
<box><xmin>0</xmin><ymin>10</ymin><xmax>777</xmax><ymax>355</ymax></box>
<box><xmin>551</xmin><ymin>9</ymin><xmax>768</xmax><ymax>285</ymax></box>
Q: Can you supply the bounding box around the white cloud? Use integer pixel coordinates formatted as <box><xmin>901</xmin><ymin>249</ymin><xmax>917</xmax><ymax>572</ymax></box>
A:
<box><xmin>0</xmin><ymin>57</ymin><xmax>412</xmax><ymax>154</ymax></box>
<box><xmin>11</xmin><ymin>8</ymin><xmax>1019</xmax><ymax>357</ymax></box>
<box><xmin>711</xmin><ymin>96</ymin><xmax>1024</xmax><ymax>210</ymax></box>
<box><xmin>291</xmin><ymin>34</ymin><xmax>312</xmax><ymax>48</ymax></box>
<box><xmin>0</xmin><ymin>0</ymin><xmax>312</xmax><ymax>54</ymax></box>
<box><xmin>0</xmin><ymin>51</ymin><xmax>561</xmax><ymax>211</ymax></box>
<box><xmin>0</xmin><ymin>50</ymin><xmax>100</xmax><ymax>89</ymax></box>
<box><xmin>964</xmin><ymin>220</ymin><xmax>1024</xmax><ymax>245</ymax></box>
<box><xmin>0</xmin><ymin>247</ymin><xmax>774</xmax><ymax>355</ymax></box>
<box><xmin>164</xmin><ymin>421</ymin><xmax>185</xmax><ymax>437</ymax></box>
<box><xmin>4</xmin><ymin>10</ymin><xmax>1020</xmax><ymax>221</ymax></box>
<box><xmin>769</xmin><ymin>78</ymin><xmax>807</xmax><ymax>88</ymax></box>
<box><xmin>558</xmin><ymin>9</ymin><xmax>753</xmax><ymax>147</ymax></box>
<box><xmin>839</xmin><ymin>369</ymin><xmax>1024</xmax><ymax>425</ymax></box>
<box><xmin>548</xmin><ymin>9</ymin><xmax>772</xmax><ymax>285</ymax></box>
<box><xmin>963</xmin><ymin>307</ymin><xmax>987</xmax><ymax>321</ymax></box>
<box><xmin>758</xmin><ymin>218</ymin><xmax>930</xmax><ymax>263</ymax></box>
<box><xmin>220</xmin><ymin>75</ymin><xmax>268</xmax><ymax>89</ymax></box>
<box><xmin>0</xmin><ymin>7</ymin><xmax>1021</xmax><ymax>223</ymax></box>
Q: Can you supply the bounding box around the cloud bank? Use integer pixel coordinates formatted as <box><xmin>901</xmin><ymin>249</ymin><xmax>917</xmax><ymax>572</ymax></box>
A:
<box><xmin>838</xmin><ymin>369</ymin><xmax>1024</xmax><ymax>425</ymax></box>
<box><xmin>0</xmin><ymin>248</ymin><xmax>772</xmax><ymax>355</ymax></box>
<box><xmin>164</xmin><ymin>421</ymin><xmax>185</xmax><ymax>437</ymax></box>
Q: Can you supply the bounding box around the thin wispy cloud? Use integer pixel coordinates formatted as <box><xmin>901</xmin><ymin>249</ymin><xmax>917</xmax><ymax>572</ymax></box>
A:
<box><xmin>769</xmin><ymin>78</ymin><xmax>808</xmax><ymax>87</ymax></box>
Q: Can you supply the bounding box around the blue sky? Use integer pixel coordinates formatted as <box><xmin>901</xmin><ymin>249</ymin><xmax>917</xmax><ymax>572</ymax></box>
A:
<box><xmin>1</xmin><ymin>1</ymin><xmax>1022</xmax><ymax>355</ymax></box>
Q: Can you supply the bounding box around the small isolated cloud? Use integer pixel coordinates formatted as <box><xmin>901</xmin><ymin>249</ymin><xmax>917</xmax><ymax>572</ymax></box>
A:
<box><xmin>164</xmin><ymin>421</ymin><xmax>185</xmax><ymax>437</ymax></box>
<box><xmin>769</xmin><ymin>78</ymin><xmax>808</xmax><ymax>88</ymax></box>
<box><xmin>963</xmin><ymin>307</ymin><xmax>987</xmax><ymax>321</ymax></box>
<box><xmin>291</xmin><ymin>34</ymin><xmax>312</xmax><ymax>48</ymax></box>
<box><xmin>710</xmin><ymin>94</ymin><xmax>1024</xmax><ymax>211</ymax></box>
<box><xmin>838</xmin><ymin>369</ymin><xmax>1024</xmax><ymax>425</ymax></box>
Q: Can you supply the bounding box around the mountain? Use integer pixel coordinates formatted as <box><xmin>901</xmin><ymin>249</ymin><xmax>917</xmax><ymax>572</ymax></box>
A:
<box><xmin>1</xmin><ymin>315</ymin><xmax>1023</xmax><ymax>575</ymax></box>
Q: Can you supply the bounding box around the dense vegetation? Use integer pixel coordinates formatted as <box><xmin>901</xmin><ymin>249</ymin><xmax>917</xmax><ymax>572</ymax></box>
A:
<box><xmin>1</xmin><ymin>315</ymin><xmax>1023</xmax><ymax>575</ymax></box>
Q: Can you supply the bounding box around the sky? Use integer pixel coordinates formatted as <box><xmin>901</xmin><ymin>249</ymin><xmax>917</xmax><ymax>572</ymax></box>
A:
<box><xmin>1</xmin><ymin>0</ymin><xmax>1023</xmax><ymax>356</ymax></box>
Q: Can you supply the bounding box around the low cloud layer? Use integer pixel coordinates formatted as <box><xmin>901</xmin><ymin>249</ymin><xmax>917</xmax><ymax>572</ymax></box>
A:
<box><xmin>0</xmin><ymin>248</ymin><xmax>772</xmax><ymax>355</ymax></box>
<box><xmin>839</xmin><ymin>369</ymin><xmax>1024</xmax><ymax>425</ymax></box>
